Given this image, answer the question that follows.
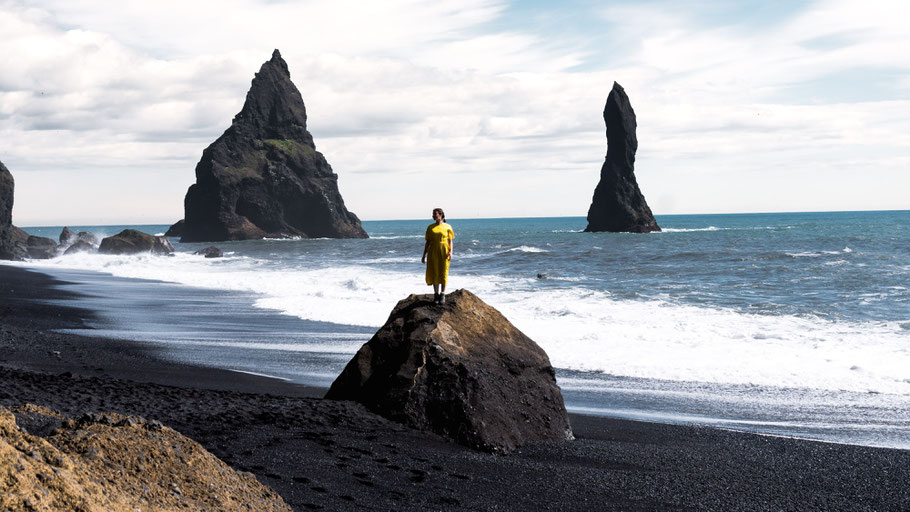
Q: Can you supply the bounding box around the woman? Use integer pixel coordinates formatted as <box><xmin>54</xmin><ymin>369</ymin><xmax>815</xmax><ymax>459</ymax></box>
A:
<box><xmin>421</xmin><ymin>208</ymin><xmax>454</xmax><ymax>304</ymax></box>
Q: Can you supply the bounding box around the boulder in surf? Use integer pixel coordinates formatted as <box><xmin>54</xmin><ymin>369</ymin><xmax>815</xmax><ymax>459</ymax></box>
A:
<box><xmin>99</xmin><ymin>229</ymin><xmax>174</xmax><ymax>256</ymax></box>
<box><xmin>325</xmin><ymin>289</ymin><xmax>573</xmax><ymax>454</ymax></box>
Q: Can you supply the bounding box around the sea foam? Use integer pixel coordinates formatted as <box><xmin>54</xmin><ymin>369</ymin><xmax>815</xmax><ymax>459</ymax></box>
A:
<box><xmin>18</xmin><ymin>250</ymin><xmax>910</xmax><ymax>396</ymax></box>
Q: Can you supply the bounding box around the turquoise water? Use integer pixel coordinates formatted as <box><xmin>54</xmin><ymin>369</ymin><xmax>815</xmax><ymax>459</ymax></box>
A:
<box><xmin>17</xmin><ymin>210</ymin><xmax>910</xmax><ymax>448</ymax></box>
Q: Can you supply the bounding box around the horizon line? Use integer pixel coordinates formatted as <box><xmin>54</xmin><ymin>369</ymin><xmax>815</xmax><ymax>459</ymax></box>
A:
<box><xmin>15</xmin><ymin>208</ymin><xmax>909</xmax><ymax>229</ymax></box>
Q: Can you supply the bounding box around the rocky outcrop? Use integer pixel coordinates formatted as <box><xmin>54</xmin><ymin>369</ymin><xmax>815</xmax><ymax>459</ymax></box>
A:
<box><xmin>63</xmin><ymin>240</ymin><xmax>96</xmax><ymax>255</ymax></box>
<box><xmin>59</xmin><ymin>227</ymin><xmax>78</xmax><ymax>246</ymax></box>
<box><xmin>585</xmin><ymin>82</ymin><xmax>660</xmax><ymax>233</ymax></box>
<box><xmin>99</xmin><ymin>229</ymin><xmax>174</xmax><ymax>255</ymax></box>
<box><xmin>59</xmin><ymin>227</ymin><xmax>99</xmax><ymax>253</ymax></box>
<box><xmin>326</xmin><ymin>289</ymin><xmax>573</xmax><ymax>454</ymax></box>
<box><xmin>0</xmin><ymin>159</ymin><xmax>19</xmax><ymax>260</ymax></box>
<box><xmin>1</xmin><ymin>405</ymin><xmax>291</xmax><ymax>511</ymax></box>
<box><xmin>6</xmin><ymin>226</ymin><xmax>28</xmax><ymax>260</ymax></box>
<box><xmin>26</xmin><ymin>236</ymin><xmax>57</xmax><ymax>259</ymax></box>
<box><xmin>178</xmin><ymin>50</ymin><xmax>367</xmax><ymax>242</ymax></box>
<box><xmin>165</xmin><ymin>219</ymin><xmax>184</xmax><ymax>237</ymax></box>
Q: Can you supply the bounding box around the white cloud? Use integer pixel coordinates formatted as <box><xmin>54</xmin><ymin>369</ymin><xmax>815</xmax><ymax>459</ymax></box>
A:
<box><xmin>0</xmin><ymin>0</ymin><xmax>908</xmax><ymax>225</ymax></box>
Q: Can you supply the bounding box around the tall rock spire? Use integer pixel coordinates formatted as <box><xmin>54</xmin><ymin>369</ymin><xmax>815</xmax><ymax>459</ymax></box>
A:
<box><xmin>178</xmin><ymin>49</ymin><xmax>368</xmax><ymax>242</ymax></box>
<box><xmin>584</xmin><ymin>82</ymin><xmax>660</xmax><ymax>233</ymax></box>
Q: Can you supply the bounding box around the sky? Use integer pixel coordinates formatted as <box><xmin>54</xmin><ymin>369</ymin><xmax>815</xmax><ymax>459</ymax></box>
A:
<box><xmin>1</xmin><ymin>0</ymin><xmax>908</xmax><ymax>225</ymax></box>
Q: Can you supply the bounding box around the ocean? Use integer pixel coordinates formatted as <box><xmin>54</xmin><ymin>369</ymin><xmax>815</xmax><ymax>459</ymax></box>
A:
<box><xmin>13</xmin><ymin>211</ymin><xmax>910</xmax><ymax>449</ymax></box>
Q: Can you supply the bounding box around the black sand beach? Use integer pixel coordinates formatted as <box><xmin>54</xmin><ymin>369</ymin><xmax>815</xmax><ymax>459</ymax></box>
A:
<box><xmin>2</xmin><ymin>264</ymin><xmax>909</xmax><ymax>511</ymax></box>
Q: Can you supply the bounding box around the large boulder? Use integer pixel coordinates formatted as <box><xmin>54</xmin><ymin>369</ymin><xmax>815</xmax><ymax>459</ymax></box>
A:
<box><xmin>63</xmin><ymin>240</ymin><xmax>96</xmax><ymax>255</ymax></box>
<box><xmin>59</xmin><ymin>226</ymin><xmax>78</xmax><ymax>246</ymax></box>
<box><xmin>58</xmin><ymin>227</ymin><xmax>99</xmax><ymax>253</ymax></box>
<box><xmin>10</xmin><ymin>225</ymin><xmax>28</xmax><ymax>244</ymax></box>
<box><xmin>179</xmin><ymin>49</ymin><xmax>368</xmax><ymax>242</ymax></box>
<box><xmin>99</xmin><ymin>229</ymin><xmax>174</xmax><ymax>255</ymax></box>
<box><xmin>76</xmin><ymin>231</ymin><xmax>99</xmax><ymax>247</ymax></box>
<box><xmin>326</xmin><ymin>289</ymin><xmax>573</xmax><ymax>454</ymax></box>
<box><xmin>6</xmin><ymin>226</ymin><xmax>28</xmax><ymax>260</ymax></box>
<box><xmin>585</xmin><ymin>82</ymin><xmax>661</xmax><ymax>233</ymax></box>
<box><xmin>26</xmin><ymin>236</ymin><xmax>58</xmax><ymax>259</ymax></box>
<box><xmin>1</xmin><ymin>405</ymin><xmax>291</xmax><ymax>511</ymax></box>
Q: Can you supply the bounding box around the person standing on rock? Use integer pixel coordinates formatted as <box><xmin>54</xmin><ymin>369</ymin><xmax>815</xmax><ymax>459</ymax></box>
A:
<box><xmin>421</xmin><ymin>208</ymin><xmax>454</xmax><ymax>304</ymax></box>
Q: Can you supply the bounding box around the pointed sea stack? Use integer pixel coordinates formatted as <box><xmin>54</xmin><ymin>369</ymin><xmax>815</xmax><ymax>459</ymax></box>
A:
<box><xmin>179</xmin><ymin>50</ymin><xmax>367</xmax><ymax>242</ymax></box>
<box><xmin>584</xmin><ymin>82</ymin><xmax>660</xmax><ymax>233</ymax></box>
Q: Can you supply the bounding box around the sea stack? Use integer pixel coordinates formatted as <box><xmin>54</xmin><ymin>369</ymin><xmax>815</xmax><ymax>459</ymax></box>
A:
<box><xmin>0</xmin><ymin>159</ymin><xmax>23</xmax><ymax>260</ymax></box>
<box><xmin>326</xmin><ymin>289</ymin><xmax>573</xmax><ymax>454</ymax></box>
<box><xmin>177</xmin><ymin>50</ymin><xmax>367</xmax><ymax>242</ymax></box>
<box><xmin>585</xmin><ymin>82</ymin><xmax>660</xmax><ymax>233</ymax></box>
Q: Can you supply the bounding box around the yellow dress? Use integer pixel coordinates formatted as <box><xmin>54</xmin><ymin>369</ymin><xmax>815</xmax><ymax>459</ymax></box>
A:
<box><xmin>425</xmin><ymin>222</ymin><xmax>454</xmax><ymax>285</ymax></box>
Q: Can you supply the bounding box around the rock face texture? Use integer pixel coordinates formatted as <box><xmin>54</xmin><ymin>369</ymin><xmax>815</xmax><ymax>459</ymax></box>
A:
<box><xmin>59</xmin><ymin>227</ymin><xmax>78</xmax><ymax>246</ymax></box>
<box><xmin>58</xmin><ymin>228</ymin><xmax>99</xmax><ymax>254</ymax></box>
<box><xmin>25</xmin><ymin>236</ymin><xmax>57</xmax><ymax>259</ymax></box>
<box><xmin>0</xmin><ymin>159</ymin><xmax>20</xmax><ymax>260</ymax></box>
<box><xmin>585</xmin><ymin>82</ymin><xmax>660</xmax><ymax>233</ymax></box>
<box><xmin>99</xmin><ymin>229</ymin><xmax>174</xmax><ymax>255</ymax></box>
<box><xmin>165</xmin><ymin>219</ymin><xmax>184</xmax><ymax>237</ymax></box>
<box><xmin>1</xmin><ymin>405</ymin><xmax>291</xmax><ymax>511</ymax></box>
<box><xmin>178</xmin><ymin>50</ymin><xmax>367</xmax><ymax>242</ymax></box>
<box><xmin>326</xmin><ymin>289</ymin><xmax>573</xmax><ymax>454</ymax></box>
<box><xmin>63</xmin><ymin>240</ymin><xmax>95</xmax><ymax>255</ymax></box>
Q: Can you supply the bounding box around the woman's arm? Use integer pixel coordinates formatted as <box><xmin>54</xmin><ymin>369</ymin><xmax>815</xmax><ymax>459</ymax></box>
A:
<box><xmin>447</xmin><ymin>240</ymin><xmax>453</xmax><ymax>261</ymax></box>
<box><xmin>421</xmin><ymin>240</ymin><xmax>430</xmax><ymax>263</ymax></box>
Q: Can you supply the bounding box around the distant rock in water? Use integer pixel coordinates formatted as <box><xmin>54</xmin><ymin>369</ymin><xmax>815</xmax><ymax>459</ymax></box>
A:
<box><xmin>326</xmin><ymin>289</ymin><xmax>573</xmax><ymax>454</ymax></box>
<box><xmin>194</xmin><ymin>246</ymin><xmax>223</xmax><ymax>258</ymax></box>
<box><xmin>99</xmin><ymin>229</ymin><xmax>174</xmax><ymax>255</ymax></box>
<box><xmin>585</xmin><ymin>82</ymin><xmax>660</xmax><ymax>233</ymax></box>
<box><xmin>178</xmin><ymin>49</ymin><xmax>367</xmax><ymax>242</ymax></box>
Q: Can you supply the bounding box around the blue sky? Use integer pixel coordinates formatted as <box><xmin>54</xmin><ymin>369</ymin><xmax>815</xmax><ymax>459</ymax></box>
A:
<box><xmin>1</xmin><ymin>0</ymin><xmax>908</xmax><ymax>225</ymax></box>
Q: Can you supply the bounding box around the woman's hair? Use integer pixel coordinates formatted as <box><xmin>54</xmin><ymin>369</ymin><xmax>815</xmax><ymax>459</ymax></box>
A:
<box><xmin>433</xmin><ymin>208</ymin><xmax>446</xmax><ymax>222</ymax></box>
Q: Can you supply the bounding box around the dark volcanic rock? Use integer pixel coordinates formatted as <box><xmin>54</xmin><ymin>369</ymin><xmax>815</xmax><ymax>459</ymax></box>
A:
<box><xmin>63</xmin><ymin>240</ymin><xmax>96</xmax><ymax>255</ymax></box>
<box><xmin>10</xmin><ymin>226</ymin><xmax>28</xmax><ymax>245</ymax></box>
<box><xmin>165</xmin><ymin>219</ymin><xmax>184</xmax><ymax>237</ymax></box>
<box><xmin>59</xmin><ymin>227</ymin><xmax>78</xmax><ymax>245</ymax></box>
<box><xmin>26</xmin><ymin>236</ymin><xmax>57</xmax><ymax>259</ymax></box>
<box><xmin>99</xmin><ymin>229</ymin><xmax>174</xmax><ymax>255</ymax></box>
<box><xmin>326</xmin><ymin>289</ymin><xmax>573</xmax><ymax>454</ymax></box>
<box><xmin>194</xmin><ymin>246</ymin><xmax>223</xmax><ymax>258</ymax></box>
<box><xmin>179</xmin><ymin>50</ymin><xmax>367</xmax><ymax>242</ymax></box>
<box><xmin>585</xmin><ymin>82</ymin><xmax>660</xmax><ymax>233</ymax></box>
<box><xmin>58</xmin><ymin>228</ymin><xmax>98</xmax><ymax>252</ymax></box>
<box><xmin>0</xmin><ymin>159</ymin><xmax>19</xmax><ymax>260</ymax></box>
<box><xmin>76</xmin><ymin>231</ymin><xmax>99</xmax><ymax>247</ymax></box>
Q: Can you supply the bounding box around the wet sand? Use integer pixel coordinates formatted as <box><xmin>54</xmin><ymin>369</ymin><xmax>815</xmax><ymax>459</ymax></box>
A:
<box><xmin>2</xmin><ymin>264</ymin><xmax>909</xmax><ymax>511</ymax></box>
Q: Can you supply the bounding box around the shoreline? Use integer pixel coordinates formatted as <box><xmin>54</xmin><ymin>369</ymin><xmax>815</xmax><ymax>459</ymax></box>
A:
<box><xmin>3</xmin><ymin>264</ymin><xmax>910</xmax><ymax>510</ymax></box>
